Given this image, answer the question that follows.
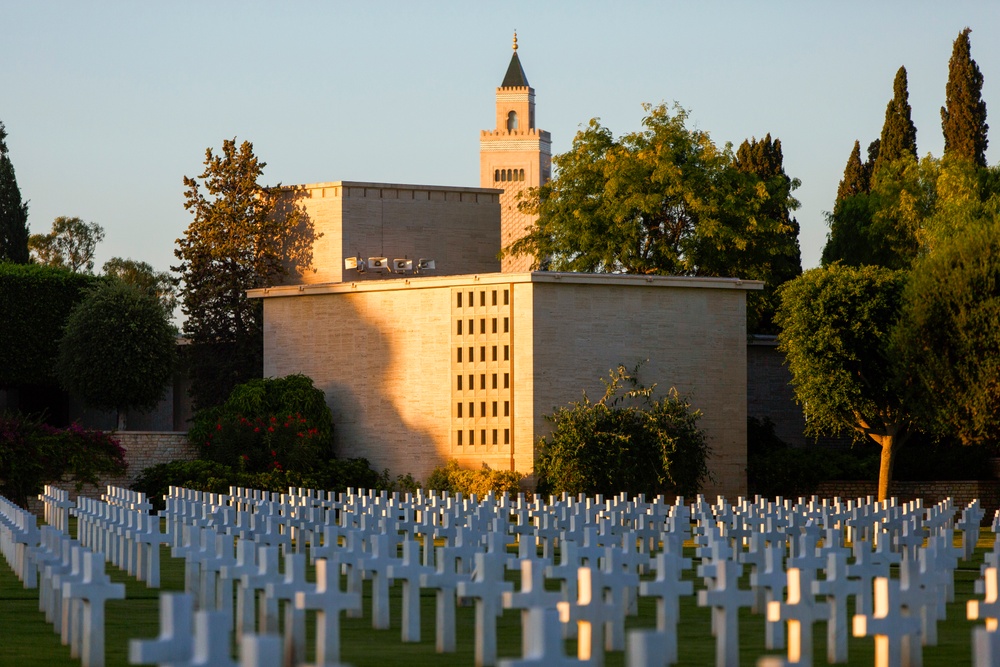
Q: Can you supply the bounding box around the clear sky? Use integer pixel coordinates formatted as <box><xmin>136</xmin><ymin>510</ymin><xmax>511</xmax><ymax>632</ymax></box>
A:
<box><xmin>3</xmin><ymin>2</ymin><xmax>999</xmax><ymax>284</ymax></box>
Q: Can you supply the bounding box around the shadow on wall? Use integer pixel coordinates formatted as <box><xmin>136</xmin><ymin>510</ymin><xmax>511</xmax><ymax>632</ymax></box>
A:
<box><xmin>265</xmin><ymin>292</ymin><xmax>443</xmax><ymax>483</ymax></box>
<box><xmin>275</xmin><ymin>187</ymin><xmax>320</xmax><ymax>285</ymax></box>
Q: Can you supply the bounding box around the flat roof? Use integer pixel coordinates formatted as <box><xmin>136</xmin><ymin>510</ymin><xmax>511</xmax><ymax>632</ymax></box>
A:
<box><xmin>282</xmin><ymin>180</ymin><xmax>503</xmax><ymax>195</ymax></box>
<box><xmin>248</xmin><ymin>272</ymin><xmax>764</xmax><ymax>299</ymax></box>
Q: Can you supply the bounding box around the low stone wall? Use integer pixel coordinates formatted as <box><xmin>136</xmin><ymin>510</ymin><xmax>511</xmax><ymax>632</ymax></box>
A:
<box><xmin>815</xmin><ymin>480</ymin><xmax>1000</xmax><ymax>521</ymax></box>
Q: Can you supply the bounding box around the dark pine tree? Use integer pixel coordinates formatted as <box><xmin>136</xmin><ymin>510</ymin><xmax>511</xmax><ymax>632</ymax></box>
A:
<box><xmin>823</xmin><ymin>141</ymin><xmax>874</xmax><ymax>267</ymax></box>
<box><xmin>0</xmin><ymin>122</ymin><xmax>29</xmax><ymax>264</ymax></box>
<box><xmin>872</xmin><ymin>66</ymin><xmax>918</xmax><ymax>176</ymax></box>
<box><xmin>941</xmin><ymin>27</ymin><xmax>988</xmax><ymax>167</ymax></box>
<box><xmin>837</xmin><ymin>140</ymin><xmax>867</xmax><ymax>201</ymax></box>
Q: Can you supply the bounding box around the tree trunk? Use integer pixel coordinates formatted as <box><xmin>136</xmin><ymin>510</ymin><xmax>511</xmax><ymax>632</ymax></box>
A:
<box><xmin>877</xmin><ymin>435</ymin><xmax>897</xmax><ymax>503</ymax></box>
<box><xmin>117</xmin><ymin>409</ymin><xmax>127</xmax><ymax>431</ymax></box>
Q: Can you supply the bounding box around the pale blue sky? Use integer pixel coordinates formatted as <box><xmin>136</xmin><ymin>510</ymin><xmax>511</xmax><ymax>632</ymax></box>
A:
<box><xmin>3</xmin><ymin>2</ymin><xmax>999</xmax><ymax>284</ymax></box>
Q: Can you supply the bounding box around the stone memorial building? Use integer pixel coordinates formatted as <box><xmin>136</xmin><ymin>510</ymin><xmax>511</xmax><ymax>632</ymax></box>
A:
<box><xmin>251</xmin><ymin>35</ymin><xmax>761</xmax><ymax>499</ymax></box>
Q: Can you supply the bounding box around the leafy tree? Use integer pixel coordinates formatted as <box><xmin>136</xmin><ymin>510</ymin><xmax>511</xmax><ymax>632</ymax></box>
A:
<box><xmin>504</xmin><ymin>103</ymin><xmax>801</xmax><ymax>333</ymax></box>
<box><xmin>895</xmin><ymin>213</ymin><xmax>1000</xmax><ymax>446</ymax></box>
<box><xmin>29</xmin><ymin>216</ymin><xmax>105</xmax><ymax>273</ymax></box>
<box><xmin>731</xmin><ymin>134</ymin><xmax>802</xmax><ymax>332</ymax></box>
<box><xmin>102</xmin><ymin>257</ymin><xmax>179</xmax><ymax>318</ymax></box>
<box><xmin>941</xmin><ymin>28</ymin><xmax>988</xmax><ymax>167</ymax></box>
<box><xmin>871</xmin><ymin>66</ymin><xmax>918</xmax><ymax>176</ymax></box>
<box><xmin>55</xmin><ymin>281</ymin><xmax>176</xmax><ymax>429</ymax></box>
<box><xmin>0</xmin><ymin>121</ymin><xmax>29</xmax><ymax>264</ymax></box>
<box><xmin>776</xmin><ymin>265</ymin><xmax>912</xmax><ymax>501</ymax></box>
<box><xmin>173</xmin><ymin>138</ymin><xmax>313</xmax><ymax>409</ymax></box>
<box><xmin>534</xmin><ymin>364</ymin><xmax>709</xmax><ymax>498</ymax></box>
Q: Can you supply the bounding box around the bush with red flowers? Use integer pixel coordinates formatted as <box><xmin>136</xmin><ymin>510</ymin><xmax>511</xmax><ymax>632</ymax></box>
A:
<box><xmin>189</xmin><ymin>374</ymin><xmax>334</xmax><ymax>473</ymax></box>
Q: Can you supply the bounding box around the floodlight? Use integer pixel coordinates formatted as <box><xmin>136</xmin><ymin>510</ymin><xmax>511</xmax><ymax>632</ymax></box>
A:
<box><xmin>368</xmin><ymin>257</ymin><xmax>389</xmax><ymax>271</ymax></box>
<box><xmin>416</xmin><ymin>259</ymin><xmax>436</xmax><ymax>271</ymax></box>
<box><xmin>393</xmin><ymin>259</ymin><xmax>413</xmax><ymax>272</ymax></box>
<box><xmin>345</xmin><ymin>256</ymin><xmax>365</xmax><ymax>272</ymax></box>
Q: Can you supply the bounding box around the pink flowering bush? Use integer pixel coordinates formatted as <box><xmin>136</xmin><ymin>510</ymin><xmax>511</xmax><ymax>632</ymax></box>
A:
<box><xmin>0</xmin><ymin>415</ymin><xmax>127</xmax><ymax>507</ymax></box>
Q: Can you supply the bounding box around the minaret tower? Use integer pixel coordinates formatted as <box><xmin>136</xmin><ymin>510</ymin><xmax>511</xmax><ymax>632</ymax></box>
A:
<box><xmin>480</xmin><ymin>32</ymin><xmax>551</xmax><ymax>272</ymax></box>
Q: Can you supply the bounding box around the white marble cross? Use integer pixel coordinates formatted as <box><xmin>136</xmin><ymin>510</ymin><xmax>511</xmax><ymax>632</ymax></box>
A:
<box><xmin>420</xmin><ymin>545</ymin><xmax>469</xmax><ymax>653</ymax></box>
<box><xmin>639</xmin><ymin>549</ymin><xmax>693</xmax><ymax>666</ymax></box>
<box><xmin>295</xmin><ymin>557</ymin><xmax>361</xmax><ymax>666</ymax></box>
<box><xmin>697</xmin><ymin>558</ymin><xmax>754</xmax><ymax>667</ymax></box>
<box><xmin>558</xmin><ymin>566</ymin><xmax>618</xmax><ymax>666</ymax></box>
<box><xmin>499</xmin><ymin>607</ymin><xmax>581</xmax><ymax>667</ymax></box>
<box><xmin>358</xmin><ymin>533</ymin><xmax>398</xmax><ymax>630</ymax></box>
<box><xmin>766</xmin><ymin>567</ymin><xmax>830</xmax><ymax>667</ymax></box>
<box><xmin>811</xmin><ymin>550</ymin><xmax>860</xmax><ymax>664</ymax></box>
<box><xmin>969</xmin><ymin>566</ymin><xmax>1000</xmax><ymax>631</ymax></box>
<box><xmin>265</xmin><ymin>552</ymin><xmax>310</xmax><ymax>667</ymax></box>
<box><xmin>62</xmin><ymin>550</ymin><xmax>126</xmax><ymax>667</ymax></box>
<box><xmin>387</xmin><ymin>538</ymin><xmax>433</xmax><ymax>642</ymax></box>
<box><xmin>457</xmin><ymin>551</ymin><xmax>514</xmax><ymax>667</ymax></box>
<box><xmin>129</xmin><ymin>593</ymin><xmax>195</xmax><ymax>665</ymax></box>
<box><xmin>852</xmin><ymin>577</ymin><xmax>922</xmax><ymax>667</ymax></box>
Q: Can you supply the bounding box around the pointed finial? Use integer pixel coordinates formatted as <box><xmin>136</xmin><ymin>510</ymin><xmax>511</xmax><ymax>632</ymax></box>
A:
<box><xmin>512</xmin><ymin>31</ymin><xmax>518</xmax><ymax>52</ymax></box>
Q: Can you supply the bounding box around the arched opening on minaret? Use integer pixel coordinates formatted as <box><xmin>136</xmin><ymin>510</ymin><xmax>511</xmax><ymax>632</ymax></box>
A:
<box><xmin>506</xmin><ymin>110</ymin><xmax>519</xmax><ymax>131</ymax></box>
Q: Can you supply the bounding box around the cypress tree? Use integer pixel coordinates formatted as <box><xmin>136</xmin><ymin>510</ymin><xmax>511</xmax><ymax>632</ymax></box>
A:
<box><xmin>941</xmin><ymin>27</ymin><xmax>988</xmax><ymax>167</ymax></box>
<box><xmin>0</xmin><ymin>122</ymin><xmax>30</xmax><ymax>264</ymax></box>
<box><xmin>837</xmin><ymin>140</ymin><xmax>867</xmax><ymax>201</ymax></box>
<box><xmin>872</xmin><ymin>66</ymin><xmax>918</xmax><ymax>176</ymax></box>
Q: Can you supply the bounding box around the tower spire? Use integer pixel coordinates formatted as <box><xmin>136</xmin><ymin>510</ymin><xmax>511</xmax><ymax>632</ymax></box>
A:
<box><xmin>513</xmin><ymin>31</ymin><xmax>518</xmax><ymax>52</ymax></box>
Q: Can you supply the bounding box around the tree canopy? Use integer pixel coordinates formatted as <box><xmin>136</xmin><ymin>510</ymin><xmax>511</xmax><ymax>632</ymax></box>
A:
<box><xmin>173</xmin><ymin>138</ymin><xmax>313</xmax><ymax>409</ymax></box>
<box><xmin>29</xmin><ymin>216</ymin><xmax>105</xmax><ymax>273</ymax></box>
<box><xmin>102</xmin><ymin>257</ymin><xmax>179</xmax><ymax>318</ymax></box>
<box><xmin>776</xmin><ymin>265</ymin><xmax>912</xmax><ymax>501</ymax></box>
<box><xmin>941</xmin><ymin>28</ymin><xmax>988</xmax><ymax>167</ymax></box>
<box><xmin>871</xmin><ymin>66</ymin><xmax>917</xmax><ymax>175</ymax></box>
<box><xmin>504</xmin><ymin>103</ymin><xmax>801</xmax><ymax>333</ymax></box>
<box><xmin>55</xmin><ymin>280</ymin><xmax>176</xmax><ymax>429</ymax></box>
<box><xmin>895</xmin><ymin>211</ymin><xmax>1000</xmax><ymax>446</ymax></box>
<box><xmin>0</xmin><ymin>121</ymin><xmax>30</xmax><ymax>264</ymax></box>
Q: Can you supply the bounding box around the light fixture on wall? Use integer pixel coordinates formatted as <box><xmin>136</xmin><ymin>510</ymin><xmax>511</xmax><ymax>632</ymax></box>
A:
<box><xmin>345</xmin><ymin>254</ymin><xmax>435</xmax><ymax>277</ymax></box>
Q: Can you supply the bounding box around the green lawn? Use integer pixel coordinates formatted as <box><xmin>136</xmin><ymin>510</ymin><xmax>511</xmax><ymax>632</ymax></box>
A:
<box><xmin>0</xmin><ymin>521</ymin><xmax>991</xmax><ymax>666</ymax></box>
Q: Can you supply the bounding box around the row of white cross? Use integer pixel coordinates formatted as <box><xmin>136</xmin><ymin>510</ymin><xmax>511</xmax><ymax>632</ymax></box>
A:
<box><xmin>6</xmin><ymin>484</ymin><xmax>1000</xmax><ymax>667</ymax></box>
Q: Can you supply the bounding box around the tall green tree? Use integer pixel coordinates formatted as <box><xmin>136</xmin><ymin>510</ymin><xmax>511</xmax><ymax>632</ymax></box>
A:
<box><xmin>55</xmin><ymin>281</ymin><xmax>176</xmax><ymax>430</ymax></box>
<box><xmin>173</xmin><ymin>138</ymin><xmax>313</xmax><ymax>410</ymax></box>
<box><xmin>0</xmin><ymin>121</ymin><xmax>29</xmax><ymax>264</ymax></box>
<box><xmin>872</xmin><ymin>66</ymin><xmax>918</xmax><ymax>176</ymax></box>
<box><xmin>776</xmin><ymin>265</ymin><xmax>912</xmax><ymax>501</ymax></box>
<box><xmin>504</xmin><ymin>103</ymin><xmax>801</xmax><ymax>333</ymax></box>
<box><xmin>837</xmin><ymin>140</ymin><xmax>867</xmax><ymax>202</ymax></box>
<box><xmin>102</xmin><ymin>257</ymin><xmax>179</xmax><ymax>318</ymax></box>
<box><xmin>895</xmin><ymin>212</ymin><xmax>1000</xmax><ymax>446</ymax></box>
<box><xmin>731</xmin><ymin>134</ymin><xmax>802</xmax><ymax>333</ymax></box>
<box><xmin>28</xmin><ymin>216</ymin><xmax>105</xmax><ymax>273</ymax></box>
<box><xmin>941</xmin><ymin>28</ymin><xmax>988</xmax><ymax>167</ymax></box>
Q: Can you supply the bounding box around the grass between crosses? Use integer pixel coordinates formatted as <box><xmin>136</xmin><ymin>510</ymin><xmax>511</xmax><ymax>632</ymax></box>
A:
<box><xmin>0</xmin><ymin>521</ymin><xmax>992</xmax><ymax>666</ymax></box>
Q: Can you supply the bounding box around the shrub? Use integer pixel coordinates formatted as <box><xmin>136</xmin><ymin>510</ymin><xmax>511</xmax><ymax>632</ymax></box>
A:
<box><xmin>534</xmin><ymin>364</ymin><xmax>709</xmax><ymax>498</ymax></box>
<box><xmin>0</xmin><ymin>414</ymin><xmax>126</xmax><ymax>507</ymax></box>
<box><xmin>189</xmin><ymin>374</ymin><xmax>334</xmax><ymax>473</ymax></box>
<box><xmin>0</xmin><ymin>263</ymin><xmax>102</xmax><ymax>386</ymax></box>
<box><xmin>131</xmin><ymin>456</ymin><xmax>390</xmax><ymax>511</ymax></box>
<box><xmin>425</xmin><ymin>460</ymin><xmax>523</xmax><ymax>496</ymax></box>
